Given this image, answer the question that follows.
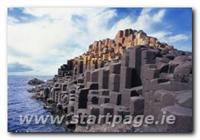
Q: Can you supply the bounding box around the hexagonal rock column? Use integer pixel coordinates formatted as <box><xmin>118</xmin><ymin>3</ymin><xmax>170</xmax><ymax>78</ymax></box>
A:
<box><xmin>91</xmin><ymin>69</ymin><xmax>99</xmax><ymax>82</ymax></box>
<box><xmin>86</xmin><ymin>82</ymin><xmax>99</xmax><ymax>90</ymax></box>
<box><xmin>98</xmin><ymin>68</ymin><xmax>109</xmax><ymax>89</ymax></box>
<box><xmin>109</xmin><ymin>74</ymin><xmax>120</xmax><ymax>92</ymax></box>
<box><xmin>98</xmin><ymin>89</ymin><xmax>110</xmax><ymax>104</ymax></box>
<box><xmin>144</xmin><ymin>90</ymin><xmax>175</xmax><ymax>119</ymax></box>
<box><xmin>109</xmin><ymin>63</ymin><xmax>121</xmax><ymax>74</ymax></box>
<box><xmin>130</xmin><ymin>96</ymin><xmax>144</xmax><ymax>115</ymax></box>
<box><xmin>110</xmin><ymin>92</ymin><xmax>122</xmax><ymax>105</ymax></box>
<box><xmin>88</xmin><ymin>104</ymin><xmax>101</xmax><ymax>117</ymax></box>
<box><xmin>88</xmin><ymin>90</ymin><xmax>99</xmax><ymax>106</ymax></box>
<box><xmin>78</xmin><ymin>88</ymin><xmax>89</xmax><ymax>109</ymax></box>
<box><xmin>121</xmin><ymin>86</ymin><xmax>143</xmax><ymax>107</ymax></box>
<box><xmin>100</xmin><ymin>103</ymin><xmax>116</xmax><ymax>123</ymax></box>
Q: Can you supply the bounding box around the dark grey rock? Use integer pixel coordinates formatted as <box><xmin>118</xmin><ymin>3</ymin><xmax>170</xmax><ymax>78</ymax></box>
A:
<box><xmin>28</xmin><ymin>78</ymin><xmax>45</xmax><ymax>85</ymax></box>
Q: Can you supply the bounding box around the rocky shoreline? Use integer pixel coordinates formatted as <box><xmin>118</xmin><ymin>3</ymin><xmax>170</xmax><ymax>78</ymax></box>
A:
<box><xmin>28</xmin><ymin>29</ymin><xmax>193</xmax><ymax>133</ymax></box>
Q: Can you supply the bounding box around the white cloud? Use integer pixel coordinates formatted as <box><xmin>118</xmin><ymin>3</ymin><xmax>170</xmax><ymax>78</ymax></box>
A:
<box><xmin>153</xmin><ymin>9</ymin><xmax>166</xmax><ymax>22</ymax></box>
<box><xmin>8</xmin><ymin>16</ymin><xmax>20</xmax><ymax>24</ymax></box>
<box><xmin>150</xmin><ymin>31</ymin><xmax>190</xmax><ymax>45</ymax></box>
<box><xmin>8</xmin><ymin>8</ymin><xmax>119</xmax><ymax>75</ymax></box>
<box><xmin>167</xmin><ymin>34</ymin><xmax>190</xmax><ymax>43</ymax></box>
<box><xmin>133</xmin><ymin>8</ymin><xmax>166</xmax><ymax>32</ymax></box>
<box><xmin>8</xmin><ymin>8</ymin><xmax>184</xmax><ymax>75</ymax></box>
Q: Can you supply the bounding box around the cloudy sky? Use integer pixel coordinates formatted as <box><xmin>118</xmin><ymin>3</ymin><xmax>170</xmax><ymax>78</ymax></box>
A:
<box><xmin>7</xmin><ymin>8</ymin><xmax>192</xmax><ymax>75</ymax></box>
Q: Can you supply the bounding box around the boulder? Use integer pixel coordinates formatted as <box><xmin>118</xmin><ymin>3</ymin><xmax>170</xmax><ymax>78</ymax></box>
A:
<box><xmin>174</xmin><ymin>61</ymin><xmax>192</xmax><ymax>83</ymax></box>
<box><xmin>27</xmin><ymin>88</ymin><xmax>36</xmax><ymax>93</ymax></box>
<box><xmin>175</xmin><ymin>90</ymin><xmax>192</xmax><ymax>108</ymax></box>
<box><xmin>28</xmin><ymin>78</ymin><xmax>45</xmax><ymax>86</ymax></box>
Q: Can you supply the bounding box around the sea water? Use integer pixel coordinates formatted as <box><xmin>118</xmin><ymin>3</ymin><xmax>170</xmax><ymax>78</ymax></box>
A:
<box><xmin>8</xmin><ymin>75</ymin><xmax>66</xmax><ymax>133</ymax></box>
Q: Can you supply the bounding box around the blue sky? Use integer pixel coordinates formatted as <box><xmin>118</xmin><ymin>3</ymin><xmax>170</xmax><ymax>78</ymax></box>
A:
<box><xmin>7</xmin><ymin>8</ymin><xmax>192</xmax><ymax>75</ymax></box>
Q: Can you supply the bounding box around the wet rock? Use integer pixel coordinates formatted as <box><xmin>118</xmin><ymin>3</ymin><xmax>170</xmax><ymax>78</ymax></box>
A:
<box><xmin>28</xmin><ymin>78</ymin><xmax>45</xmax><ymax>86</ymax></box>
<box><xmin>27</xmin><ymin>88</ymin><xmax>36</xmax><ymax>93</ymax></box>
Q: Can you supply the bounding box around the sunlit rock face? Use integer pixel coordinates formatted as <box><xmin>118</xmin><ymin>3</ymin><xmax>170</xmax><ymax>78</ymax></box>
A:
<box><xmin>31</xmin><ymin>29</ymin><xmax>192</xmax><ymax>133</ymax></box>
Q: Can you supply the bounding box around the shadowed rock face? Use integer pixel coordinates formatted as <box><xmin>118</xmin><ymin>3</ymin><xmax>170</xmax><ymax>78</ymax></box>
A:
<box><xmin>30</xmin><ymin>29</ymin><xmax>193</xmax><ymax>133</ymax></box>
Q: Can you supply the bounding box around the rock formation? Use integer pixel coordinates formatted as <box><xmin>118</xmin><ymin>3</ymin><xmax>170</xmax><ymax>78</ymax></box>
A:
<box><xmin>28</xmin><ymin>78</ymin><xmax>45</xmax><ymax>86</ymax></box>
<box><xmin>29</xmin><ymin>29</ymin><xmax>193</xmax><ymax>133</ymax></box>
